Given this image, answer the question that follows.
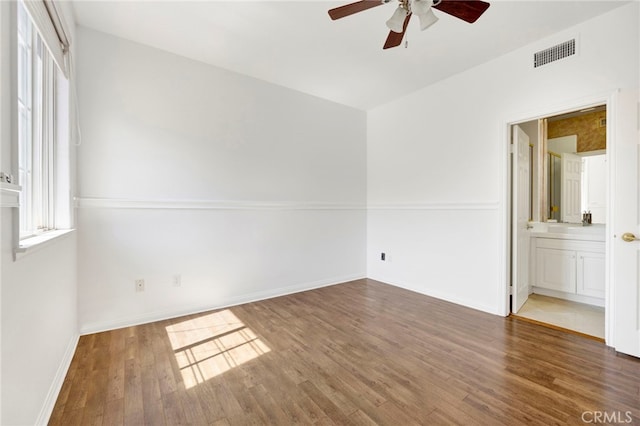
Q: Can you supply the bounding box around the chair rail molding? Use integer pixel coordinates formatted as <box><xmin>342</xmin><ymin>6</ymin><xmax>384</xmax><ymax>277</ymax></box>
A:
<box><xmin>367</xmin><ymin>201</ymin><xmax>500</xmax><ymax>211</ymax></box>
<box><xmin>75</xmin><ymin>197</ymin><xmax>366</xmax><ymax>211</ymax></box>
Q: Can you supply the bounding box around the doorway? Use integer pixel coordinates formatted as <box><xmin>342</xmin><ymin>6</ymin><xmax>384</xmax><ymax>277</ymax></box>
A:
<box><xmin>509</xmin><ymin>104</ymin><xmax>607</xmax><ymax>340</ymax></box>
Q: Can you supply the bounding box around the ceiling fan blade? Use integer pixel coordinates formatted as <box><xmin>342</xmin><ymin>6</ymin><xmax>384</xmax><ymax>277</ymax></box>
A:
<box><xmin>328</xmin><ymin>0</ymin><xmax>384</xmax><ymax>20</ymax></box>
<box><xmin>383</xmin><ymin>13</ymin><xmax>412</xmax><ymax>49</ymax></box>
<box><xmin>433</xmin><ymin>0</ymin><xmax>490</xmax><ymax>24</ymax></box>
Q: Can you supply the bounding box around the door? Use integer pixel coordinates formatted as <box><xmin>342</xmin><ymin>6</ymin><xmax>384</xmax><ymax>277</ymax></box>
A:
<box><xmin>512</xmin><ymin>125</ymin><xmax>531</xmax><ymax>313</ymax></box>
<box><xmin>582</xmin><ymin>155</ymin><xmax>607</xmax><ymax>223</ymax></box>
<box><xmin>535</xmin><ymin>248</ymin><xmax>576</xmax><ymax>293</ymax></box>
<box><xmin>611</xmin><ymin>92</ymin><xmax>640</xmax><ymax>357</ymax></box>
<box><xmin>561</xmin><ymin>153</ymin><xmax>582</xmax><ymax>223</ymax></box>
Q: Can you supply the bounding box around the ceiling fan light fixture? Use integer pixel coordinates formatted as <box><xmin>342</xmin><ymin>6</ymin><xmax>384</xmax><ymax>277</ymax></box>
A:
<box><xmin>386</xmin><ymin>6</ymin><xmax>408</xmax><ymax>33</ymax></box>
<box><xmin>410</xmin><ymin>0</ymin><xmax>431</xmax><ymax>16</ymax></box>
<box><xmin>327</xmin><ymin>0</ymin><xmax>491</xmax><ymax>50</ymax></box>
<box><xmin>417</xmin><ymin>7</ymin><xmax>438</xmax><ymax>30</ymax></box>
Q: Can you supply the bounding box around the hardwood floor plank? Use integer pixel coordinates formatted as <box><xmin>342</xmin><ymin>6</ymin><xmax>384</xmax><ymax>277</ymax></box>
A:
<box><xmin>192</xmin><ymin>381</ymin><xmax>226</xmax><ymax>421</ymax></box>
<box><xmin>61</xmin><ymin>366</ymin><xmax>89</xmax><ymax>412</ymax></box>
<box><xmin>101</xmin><ymin>398</ymin><xmax>124</xmax><ymax>426</ymax></box>
<box><xmin>161</xmin><ymin>390</ymin><xmax>186</xmax><ymax>426</ymax></box>
<box><xmin>240</xmin><ymin>355</ymin><xmax>315</xmax><ymax>424</ymax></box>
<box><xmin>52</xmin><ymin>408</ymin><xmax>85</xmax><ymax>426</ymax></box>
<box><xmin>438</xmin><ymin>400</ymin><xmax>510</xmax><ymax>426</ymax></box>
<box><xmin>50</xmin><ymin>279</ymin><xmax>640</xmax><ymax>425</ymax></box>
<box><xmin>140</xmin><ymin>359</ymin><xmax>167</xmax><ymax>426</ymax></box>
<box><xmin>286</xmin><ymin>387</ymin><xmax>327</xmax><ymax>423</ymax></box>
<box><xmin>80</xmin><ymin>369</ymin><xmax>109</xmax><ymax>426</ymax></box>
<box><xmin>177</xmin><ymin>387</ymin><xmax>209</xmax><ymax>425</ymax></box>
<box><xmin>463</xmin><ymin>390</ymin><xmax>565</xmax><ymax>426</ymax></box>
<box><xmin>212</xmin><ymin>381</ymin><xmax>244</xmax><ymax>418</ymax></box>
<box><xmin>297</xmin><ymin>380</ymin><xmax>354</xmax><ymax>424</ymax></box>
<box><xmin>369</xmin><ymin>401</ymin><xmax>423</xmax><ymax>426</ymax></box>
<box><xmin>48</xmin><ymin>356</ymin><xmax>79</xmax><ymax>424</ymax></box>
<box><xmin>123</xmin><ymin>358</ymin><xmax>144</xmax><ymax>425</ymax></box>
<box><xmin>106</xmin><ymin>328</ymin><xmax>126</xmax><ymax>402</ymax></box>
<box><xmin>247</xmin><ymin>383</ymin><xmax>292</xmax><ymax>424</ymax></box>
<box><xmin>285</xmin><ymin>351</ymin><xmax>359</xmax><ymax>416</ymax></box>
<box><xmin>348</xmin><ymin>409</ymin><xmax>378</xmax><ymax>426</ymax></box>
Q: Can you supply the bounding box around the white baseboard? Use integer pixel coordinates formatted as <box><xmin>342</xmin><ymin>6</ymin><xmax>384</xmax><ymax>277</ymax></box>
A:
<box><xmin>35</xmin><ymin>333</ymin><xmax>79</xmax><ymax>426</ymax></box>
<box><xmin>532</xmin><ymin>286</ymin><xmax>605</xmax><ymax>307</ymax></box>
<box><xmin>80</xmin><ymin>273</ymin><xmax>366</xmax><ymax>335</ymax></box>
<box><xmin>372</xmin><ymin>277</ymin><xmax>502</xmax><ymax>316</ymax></box>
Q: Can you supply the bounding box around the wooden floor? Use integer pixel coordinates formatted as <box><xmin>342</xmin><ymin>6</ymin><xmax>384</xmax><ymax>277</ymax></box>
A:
<box><xmin>50</xmin><ymin>279</ymin><xmax>640</xmax><ymax>425</ymax></box>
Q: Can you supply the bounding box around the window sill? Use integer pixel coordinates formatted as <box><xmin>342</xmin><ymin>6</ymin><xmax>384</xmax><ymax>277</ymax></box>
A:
<box><xmin>15</xmin><ymin>229</ymin><xmax>75</xmax><ymax>260</ymax></box>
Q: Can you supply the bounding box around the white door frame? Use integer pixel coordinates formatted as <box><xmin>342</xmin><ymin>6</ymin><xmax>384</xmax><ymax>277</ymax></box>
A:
<box><xmin>501</xmin><ymin>91</ymin><xmax>616</xmax><ymax>345</ymax></box>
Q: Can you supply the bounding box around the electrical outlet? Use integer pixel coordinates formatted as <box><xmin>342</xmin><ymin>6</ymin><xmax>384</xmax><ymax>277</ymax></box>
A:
<box><xmin>173</xmin><ymin>274</ymin><xmax>181</xmax><ymax>287</ymax></box>
<box><xmin>135</xmin><ymin>279</ymin><xmax>145</xmax><ymax>292</ymax></box>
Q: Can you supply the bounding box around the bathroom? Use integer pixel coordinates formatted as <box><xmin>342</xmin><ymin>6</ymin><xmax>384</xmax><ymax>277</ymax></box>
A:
<box><xmin>510</xmin><ymin>105</ymin><xmax>607</xmax><ymax>339</ymax></box>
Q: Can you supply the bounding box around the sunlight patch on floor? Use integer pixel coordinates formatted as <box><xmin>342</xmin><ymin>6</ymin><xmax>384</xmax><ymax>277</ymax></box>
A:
<box><xmin>165</xmin><ymin>309</ymin><xmax>270</xmax><ymax>389</ymax></box>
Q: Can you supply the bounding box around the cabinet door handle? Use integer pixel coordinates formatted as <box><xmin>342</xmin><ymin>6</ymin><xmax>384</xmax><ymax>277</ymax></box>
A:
<box><xmin>622</xmin><ymin>232</ymin><xmax>639</xmax><ymax>242</ymax></box>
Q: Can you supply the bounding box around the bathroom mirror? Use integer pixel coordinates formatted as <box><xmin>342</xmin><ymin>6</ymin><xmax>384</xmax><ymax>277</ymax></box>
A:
<box><xmin>517</xmin><ymin>105</ymin><xmax>607</xmax><ymax>224</ymax></box>
<box><xmin>547</xmin><ymin>148</ymin><xmax>606</xmax><ymax>224</ymax></box>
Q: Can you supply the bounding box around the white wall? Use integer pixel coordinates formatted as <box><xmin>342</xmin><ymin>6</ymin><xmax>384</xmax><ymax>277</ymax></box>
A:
<box><xmin>548</xmin><ymin>135</ymin><xmax>578</xmax><ymax>154</ymax></box>
<box><xmin>0</xmin><ymin>226</ymin><xmax>77</xmax><ymax>426</ymax></box>
<box><xmin>76</xmin><ymin>28</ymin><xmax>367</xmax><ymax>333</ymax></box>
<box><xmin>367</xmin><ymin>3</ymin><xmax>639</xmax><ymax>315</ymax></box>
<box><xmin>0</xmin><ymin>1</ymin><xmax>78</xmax><ymax>425</ymax></box>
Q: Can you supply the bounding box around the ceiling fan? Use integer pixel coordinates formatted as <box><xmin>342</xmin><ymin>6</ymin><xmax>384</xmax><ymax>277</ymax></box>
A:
<box><xmin>328</xmin><ymin>0</ymin><xmax>490</xmax><ymax>49</ymax></box>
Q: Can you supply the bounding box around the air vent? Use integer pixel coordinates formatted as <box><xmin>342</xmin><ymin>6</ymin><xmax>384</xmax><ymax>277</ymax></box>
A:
<box><xmin>534</xmin><ymin>39</ymin><xmax>576</xmax><ymax>68</ymax></box>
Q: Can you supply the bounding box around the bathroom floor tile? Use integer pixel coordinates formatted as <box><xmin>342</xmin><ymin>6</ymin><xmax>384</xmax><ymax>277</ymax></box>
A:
<box><xmin>514</xmin><ymin>294</ymin><xmax>604</xmax><ymax>339</ymax></box>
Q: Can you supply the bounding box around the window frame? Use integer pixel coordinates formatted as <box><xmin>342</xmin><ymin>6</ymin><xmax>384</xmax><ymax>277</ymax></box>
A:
<box><xmin>11</xmin><ymin>0</ymin><xmax>74</xmax><ymax>259</ymax></box>
<box><xmin>17</xmin><ymin>0</ymin><xmax>58</xmax><ymax>240</ymax></box>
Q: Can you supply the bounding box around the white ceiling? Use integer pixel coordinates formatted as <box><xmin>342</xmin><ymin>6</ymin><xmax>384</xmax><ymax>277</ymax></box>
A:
<box><xmin>71</xmin><ymin>1</ymin><xmax>627</xmax><ymax>110</ymax></box>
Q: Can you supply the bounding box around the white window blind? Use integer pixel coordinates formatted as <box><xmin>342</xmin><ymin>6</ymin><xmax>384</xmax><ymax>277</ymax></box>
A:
<box><xmin>21</xmin><ymin>0</ymin><xmax>70</xmax><ymax>78</ymax></box>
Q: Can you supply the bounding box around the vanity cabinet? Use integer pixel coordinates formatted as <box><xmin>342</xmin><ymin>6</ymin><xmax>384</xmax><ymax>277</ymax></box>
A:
<box><xmin>533</xmin><ymin>238</ymin><xmax>605</xmax><ymax>304</ymax></box>
<box><xmin>576</xmin><ymin>251</ymin><xmax>605</xmax><ymax>298</ymax></box>
<box><xmin>535</xmin><ymin>248</ymin><xmax>577</xmax><ymax>293</ymax></box>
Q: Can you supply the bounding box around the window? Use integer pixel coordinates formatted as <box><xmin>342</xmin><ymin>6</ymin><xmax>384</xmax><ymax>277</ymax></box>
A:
<box><xmin>17</xmin><ymin>0</ymin><xmax>67</xmax><ymax>240</ymax></box>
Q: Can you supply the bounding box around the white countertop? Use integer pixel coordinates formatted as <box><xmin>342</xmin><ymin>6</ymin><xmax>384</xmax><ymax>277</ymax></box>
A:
<box><xmin>528</xmin><ymin>222</ymin><xmax>606</xmax><ymax>242</ymax></box>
